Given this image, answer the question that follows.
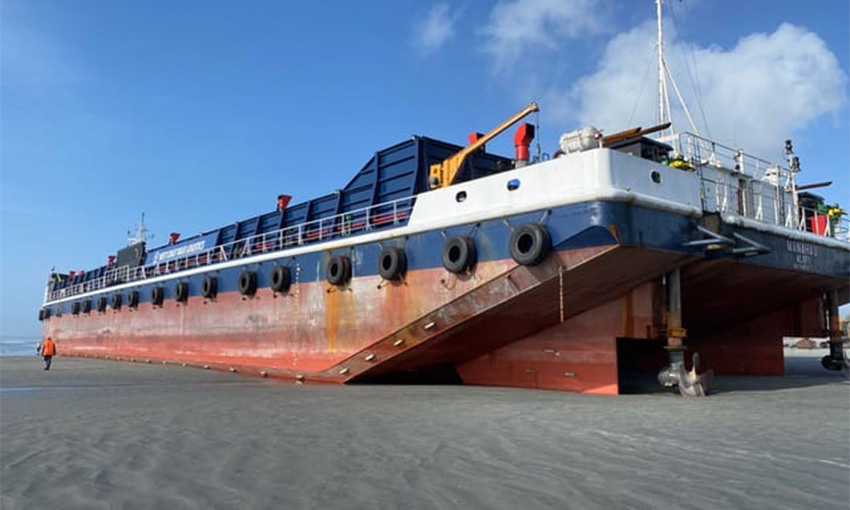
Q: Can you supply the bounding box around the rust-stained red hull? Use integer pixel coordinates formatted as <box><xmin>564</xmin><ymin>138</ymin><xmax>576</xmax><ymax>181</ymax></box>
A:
<box><xmin>47</xmin><ymin>235</ymin><xmax>846</xmax><ymax>394</ymax></box>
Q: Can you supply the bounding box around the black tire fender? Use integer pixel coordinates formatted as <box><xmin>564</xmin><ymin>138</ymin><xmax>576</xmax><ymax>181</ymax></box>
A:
<box><xmin>509</xmin><ymin>223</ymin><xmax>551</xmax><ymax>266</ymax></box>
<box><xmin>175</xmin><ymin>282</ymin><xmax>189</xmax><ymax>302</ymax></box>
<box><xmin>111</xmin><ymin>293</ymin><xmax>122</xmax><ymax>310</ymax></box>
<box><xmin>127</xmin><ymin>290</ymin><xmax>140</xmax><ymax>309</ymax></box>
<box><xmin>442</xmin><ymin>236</ymin><xmax>476</xmax><ymax>274</ymax></box>
<box><xmin>270</xmin><ymin>266</ymin><xmax>291</xmax><ymax>293</ymax></box>
<box><xmin>326</xmin><ymin>255</ymin><xmax>351</xmax><ymax>286</ymax></box>
<box><xmin>202</xmin><ymin>276</ymin><xmax>218</xmax><ymax>299</ymax></box>
<box><xmin>238</xmin><ymin>270</ymin><xmax>257</xmax><ymax>296</ymax></box>
<box><xmin>378</xmin><ymin>247</ymin><xmax>407</xmax><ymax>281</ymax></box>
<box><xmin>151</xmin><ymin>286</ymin><xmax>164</xmax><ymax>306</ymax></box>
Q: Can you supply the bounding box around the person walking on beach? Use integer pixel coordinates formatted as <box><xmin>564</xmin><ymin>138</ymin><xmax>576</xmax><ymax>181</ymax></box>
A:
<box><xmin>38</xmin><ymin>337</ymin><xmax>56</xmax><ymax>370</ymax></box>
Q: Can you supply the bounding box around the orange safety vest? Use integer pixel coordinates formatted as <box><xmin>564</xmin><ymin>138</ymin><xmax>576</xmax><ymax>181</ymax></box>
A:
<box><xmin>42</xmin><ymin>339</ymin><xmax>56</xmax><ymax>356</ymax></box>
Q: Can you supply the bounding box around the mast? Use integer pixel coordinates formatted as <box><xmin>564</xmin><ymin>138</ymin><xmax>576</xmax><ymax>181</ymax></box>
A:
<box><xmin>654</xmin><ymin>0</ymin><xmax>701</xmax><ymax>150</ymax></box>
<box><xmin>656</xmin><ymin>0</ymin><xmax>666</xmax><ymax>128</ymax></box>
<box><xmin>128</xmin><ymin>213</ymin><xmax>149</xmax><ymax>246</ymax></box>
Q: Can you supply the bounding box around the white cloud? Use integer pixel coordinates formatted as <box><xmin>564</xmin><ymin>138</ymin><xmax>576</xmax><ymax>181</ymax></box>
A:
<box><xmin>412</xmin><ymin>3</ymin><xmax>458</xmax><ymax>53</ymax></box>
<box><xmin>481</xmin><ymin>0</ymin><xmax>607</xmax><ymax>68</ymax></box>
<box><xmin>562</xmin><ymin>21</ymin><xmax>847</xmax><ymax>159</ymax></box>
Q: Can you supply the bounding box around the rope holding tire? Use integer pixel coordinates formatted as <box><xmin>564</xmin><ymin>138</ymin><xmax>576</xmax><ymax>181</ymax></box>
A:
<box><xmin>509</xmin><ymin>223</ymin><xmax>551</xmax><ymax>266</ymax></box>
<box><xmin>238</xmin><ymin>270</ymin><xmax>257</xmax><ymax>296</ymax></box>
<box><xmin>379</xmin><ymin>247</ymin><xmax>407</xmax><ymax>281</ymax></box>
<box><xmin>202</xmin><ymin>276</ymin><xmax>218</xmax><ymax>299</ymax></box>
<box><xmin>326</xmin><ymin>255</ymin><xmax>351</xmax><ymax>286</ymax></box>
<box><xmin>442</xmin><ymin>236</ymin><xmax>477</xmax><ymax>274</ymax></box>
<box><xmin>270</xmin><ymin>266</ymin><xmax>291</xmax><ymax>293</ymax></box>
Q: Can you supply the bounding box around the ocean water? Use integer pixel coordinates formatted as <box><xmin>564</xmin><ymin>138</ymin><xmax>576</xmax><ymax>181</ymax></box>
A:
<box><xmin>0</xmin><ymin>338</ymin><xmax>39</xmax><ymax>357</ymax></box>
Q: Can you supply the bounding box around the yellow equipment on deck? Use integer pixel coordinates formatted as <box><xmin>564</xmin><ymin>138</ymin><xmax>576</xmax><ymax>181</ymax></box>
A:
<box><xmin>428</xmin><ymin>102</ymin><xmax>539</xmax><ymax>189</ymax></box>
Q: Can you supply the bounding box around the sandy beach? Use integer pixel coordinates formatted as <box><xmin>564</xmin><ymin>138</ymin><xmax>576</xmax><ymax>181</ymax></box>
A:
<box><xmin>1</xmin><ymin>351</ymin><xmax>848</xmax><ymax>510</ymax></box>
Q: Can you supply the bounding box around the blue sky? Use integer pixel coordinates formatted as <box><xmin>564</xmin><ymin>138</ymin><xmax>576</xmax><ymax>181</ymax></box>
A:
<box><xmin>2</xmin><ymin>0</ymin><xmax>848</xmax><ymax>343</ymax></box>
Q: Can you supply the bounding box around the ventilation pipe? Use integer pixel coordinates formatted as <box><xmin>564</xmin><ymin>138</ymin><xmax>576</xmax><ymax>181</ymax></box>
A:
<box><xmin>169</xmin><ymin>233</ymin><xmax>181</xmax><ymax>245</ymax></box>
<box><xmin>468</xmin><ymin>132</ymin><xmax>486</xmax><ymax>149</ymax></box>
<box><xmin>513</xmin><ymin>123</ymin><xmax>536</xmax><ymax>168</ymax></box>
<box><xmin>277</xmin><ymin>194</ymin><xmax>292</xmax><ymax>212</ymax></box>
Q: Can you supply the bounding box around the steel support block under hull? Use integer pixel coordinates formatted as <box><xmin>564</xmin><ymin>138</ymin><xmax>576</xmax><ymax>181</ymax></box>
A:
<box><xmin>455</xmin><ymin>298</ymin><xmax>629</xmax><ymax>394</ymax></box>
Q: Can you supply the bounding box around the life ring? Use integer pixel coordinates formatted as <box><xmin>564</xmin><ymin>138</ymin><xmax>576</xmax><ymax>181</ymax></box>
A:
<box><xmin>379</xmin><ymin>246</ymin><xmax>407</xmax><ymax>281</ymax></box>
<box><xmin>151</xmin><ymin>286</ymin><xmax>164</xmax><ymax>306</ymax></box>
<box><xmin>326</xmin><ymin>255</ymin><xmax>351</xmax><ymax>286</ymax></box>
<box><xmin>83</xmin><ymin>300</ymin><xmax>92</xmax><ymax>314</ymax></box>
<box><xmin>202</xmin><ymin>276</ymin><xmax>218</xmax><ymax>299</ymax></box>
<box><xmin>71</xmin><ymin>302</ymin><xmax>81</xmax><ymax>315</ymax></box>
<box><xmin>238</xmin><ymin>270</ymin><xmax>257</xmax><ymax>296</ymax></box>
<box><xmin>111</xmin><ymin>293</ymin><xmax>122</xmax><ymax>310</ymax></box>
<box><xmin>270</xmin><ymin>266</ymin><xmax>291</xmax><ymax>293</ymax></box>
<box><xmin>127</xmin><ymin>290</ymin><xmax>139</xmax><ymax>309</ymax></box>
<box><xmin>509</xmin><ymin>223</ymin><xmax>551</xmax><ymax>266</ymax></box>
<box><xmin>442</xmin><ymin>236</ymin><xmax>476</xmax><ymax>274</ymax></box>
<box><xmin>97</xmin><ymin>297</ymin><xmax>107</xmax><ymax>312</ymax></box>
<box><xmin>175</xmin><ymin>282</ymin><xmax>189</xmax><ymax>302</ymax></box>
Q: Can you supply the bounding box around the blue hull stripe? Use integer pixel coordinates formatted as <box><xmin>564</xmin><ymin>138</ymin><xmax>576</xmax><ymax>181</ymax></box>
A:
<box><xmin>45</xmin><ymin>200</ymin><xmax>849</xmax><ymax>312</ymax></box>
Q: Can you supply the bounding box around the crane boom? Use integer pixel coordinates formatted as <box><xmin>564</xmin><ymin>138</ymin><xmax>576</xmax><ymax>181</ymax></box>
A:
<box><xmin>429</xmin><ymin>101</ymin><xmax>539</xmax><ymax>189</ymax></box>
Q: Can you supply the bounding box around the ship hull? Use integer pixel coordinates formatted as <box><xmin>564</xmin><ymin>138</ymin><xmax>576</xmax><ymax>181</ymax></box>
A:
<box><xmin>43</xmin><ymin>200</ymin><xmax>850</xmax><ymax>393</ymax></box>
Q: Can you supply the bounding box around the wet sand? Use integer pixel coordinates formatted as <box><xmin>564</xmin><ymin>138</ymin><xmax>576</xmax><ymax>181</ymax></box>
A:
<box><xmin>1</xmin><ymin>352</ymin><xmax>848</xmax><ymax>509</ymax></box>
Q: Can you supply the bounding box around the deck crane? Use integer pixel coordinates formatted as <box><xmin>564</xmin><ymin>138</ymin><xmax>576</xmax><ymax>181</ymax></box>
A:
<box><xmin>428</xmin><ymin>101</ymin><xmax>539</xmax><ymax>189</ymax></box>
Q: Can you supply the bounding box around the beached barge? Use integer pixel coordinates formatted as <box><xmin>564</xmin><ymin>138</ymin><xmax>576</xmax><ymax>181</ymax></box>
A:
<box><xmin>40</xmin><ymin>102</ymin><xmax>850</xmax><ymax>395</ymax></box>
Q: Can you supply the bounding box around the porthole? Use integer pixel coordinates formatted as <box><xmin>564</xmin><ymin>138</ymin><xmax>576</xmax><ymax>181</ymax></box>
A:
<box><xmin>650</xmin><ymin>170</ymin><xmax>662</xmax><ymax>184</ymax></box>
<box><xmin>455</xmin><ymin>191</ymin><xmax>467</xmax><ymax>203</ymax></box>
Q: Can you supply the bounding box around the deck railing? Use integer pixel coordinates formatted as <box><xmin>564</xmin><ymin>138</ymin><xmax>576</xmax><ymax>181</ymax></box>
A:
<box><xmin>680</xmin><ymin>132</ymin><xmax>849</xmax><ymax>242</ymax></box>
<box><xmin>47</xmin><ymin>196</ymin><xmax>415</xmax><ymax>301</ymax></box>
<box><xmin>698</xmin><ymin>175</ymin><xmax>797</xmax><ymax>228</ymax></box>
<box><xmin>798</xmin><ymin>206</ymin><xmax>850</xmax><ymax>241</ymax></box>
<box><xmin>679</xmin><ymin>132</ymin><xmax>790</xmax><ymax>180</ymax></box>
